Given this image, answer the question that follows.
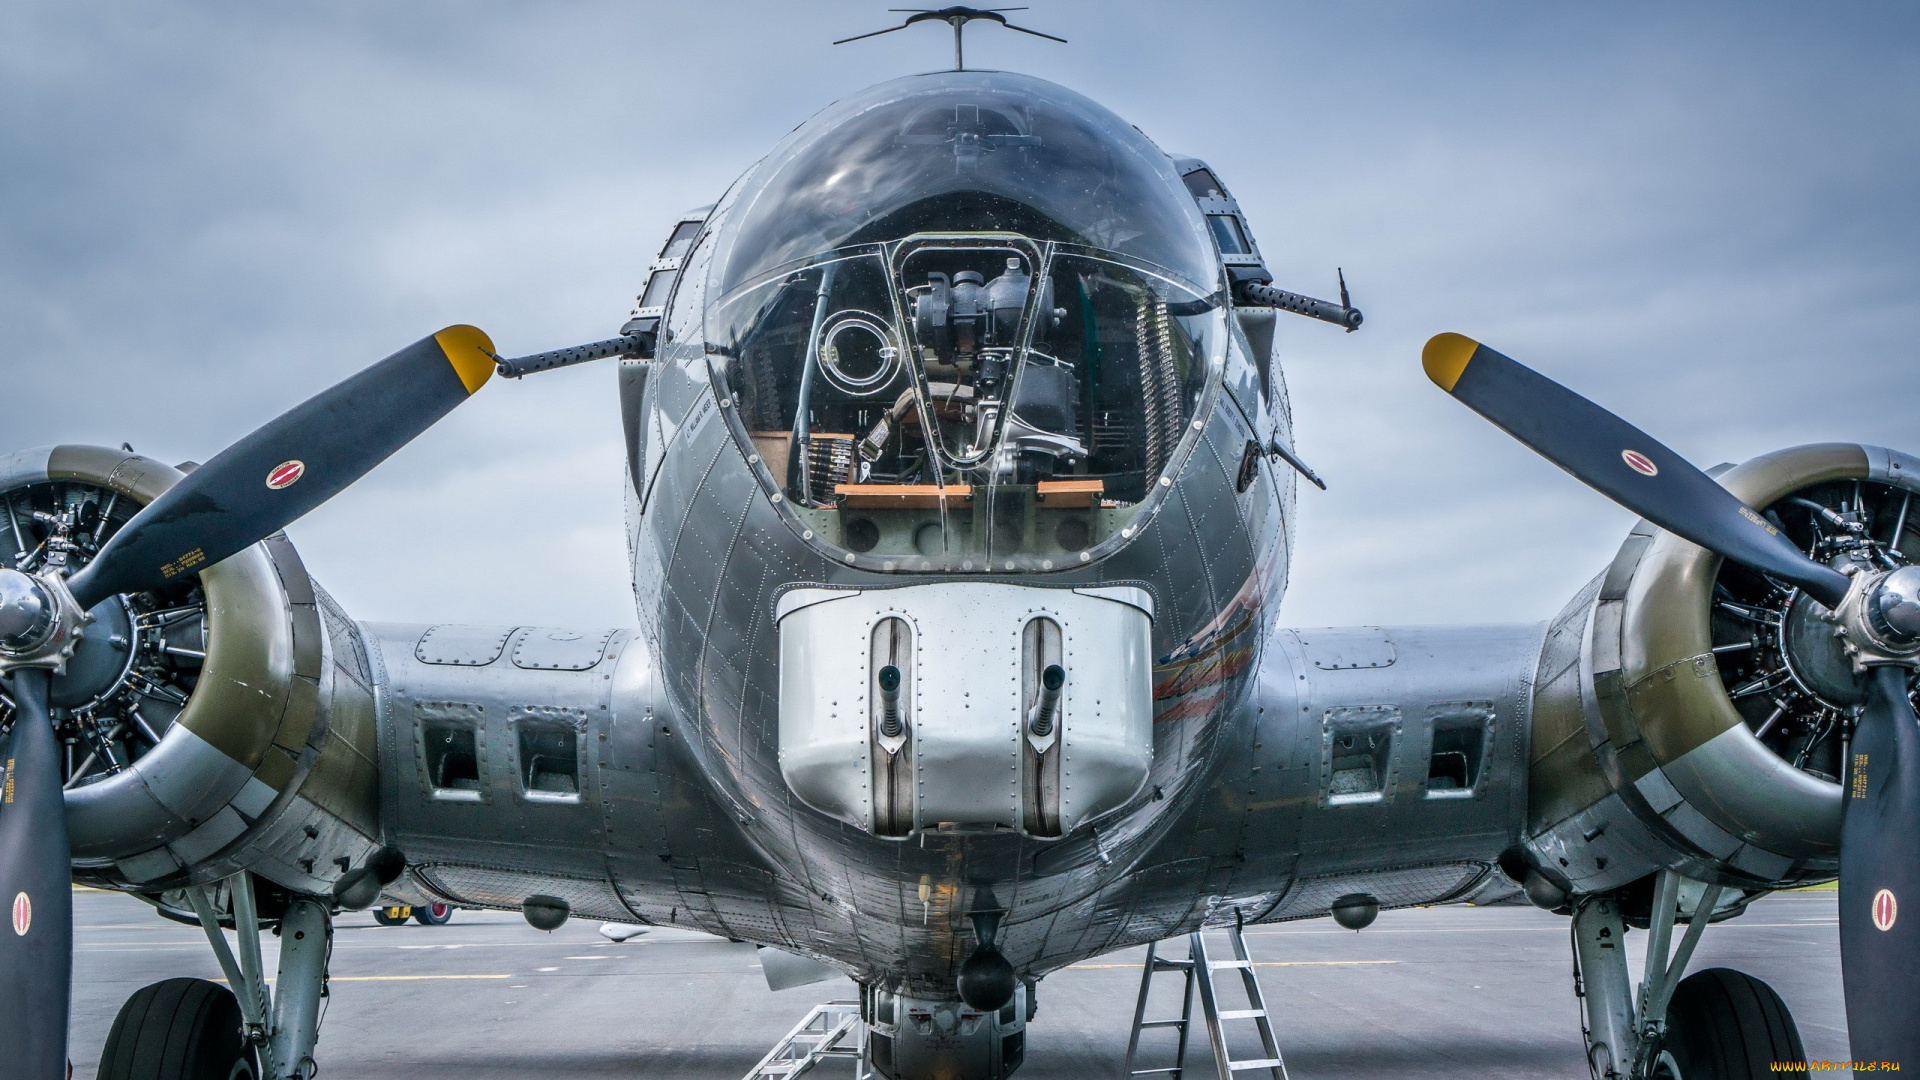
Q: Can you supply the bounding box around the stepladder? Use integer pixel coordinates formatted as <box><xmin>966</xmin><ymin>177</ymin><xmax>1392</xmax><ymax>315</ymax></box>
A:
<box><xmin>1124</xmin><ymin>908</ymin><xmax>1288</xmax><ymax>1080</ymax></box>
<box><xmin>742</xmin><ymin>999</ymin><xmax>870</xmax><ymax>1080</ymax></box>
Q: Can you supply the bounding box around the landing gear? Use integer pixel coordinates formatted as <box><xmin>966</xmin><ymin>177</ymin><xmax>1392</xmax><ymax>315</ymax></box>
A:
<box><xmin>1571</xmin><ymin>870</ymin><xmax>1806</xmax><ymax>1080</ymax></box>
<box><xmin>372</xmin><ymin>902</ymin><xmax>455</xmax><ymax>926</ymax></box>
<box><xmin>1662</xmin><ymin>969</ymin><xmax>1807</xmax><ymax>1080</ymax></box>
<box><xmin>157</xmin><ymin>872</ymin><xmax>334</xmax><ymax>1080</ymax></box>
<box><xmin>414</xmin><ymin>902</ymin><xmax>454</xmax><ymax>925</ymax></box>
<box><xmin>98</xmin><ymin>978</ymin><xmax>259</xmax><ymax>1080</ymax></box>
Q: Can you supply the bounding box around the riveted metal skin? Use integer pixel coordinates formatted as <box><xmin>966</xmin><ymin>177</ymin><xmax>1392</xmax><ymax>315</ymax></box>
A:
<box><xmin>2</xmin><ymin>446</ymin><xmax>382</xmax><ymax>896</ymax></box>
<box><xmin>1521</xmin><ymin>443</ymin><xmax>1920</xmax><ymax>892</ymax></box>
<box><xmin>19</xmin><ymin>74</ymin><xmax>1914</xmax><ymax>1080</ymax></box>
<box><xmin>774</xmin><ymin>582</ymin><xmax>1153</xmax><ymax>835</ymax></box>
<box><xmin>364</xmin><ymin>622</ymin><xmax>656</xmax><ymax>920</ymax></box>
<box><xmin>1227</xmin><ymin>624</ymin><xmax>1541</xmax><ymax>923</ymax></box>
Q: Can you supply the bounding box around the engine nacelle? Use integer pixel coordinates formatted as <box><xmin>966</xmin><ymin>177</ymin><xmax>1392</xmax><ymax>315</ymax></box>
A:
<box><xmin>0</xmin><ymin>445</ymin><xmax>383</xmax><ymax>897</ymax></box>
<box><xmin>1523</xmin><ymin>442</ymin><xmax>1920</xmax><ymax>894</ymax></box>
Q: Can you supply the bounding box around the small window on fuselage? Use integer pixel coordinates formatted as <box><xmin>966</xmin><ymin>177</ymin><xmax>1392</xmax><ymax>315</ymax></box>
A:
<box><xmin>660</xmin><ymin>220</ymin><xmax>703</xmax><ymax>261</ymax></box>
<box><xmin>517</xmin><ymin>718</ymin><xmax>581</xmax><ymax>800</ymax></box>
<box><xmin>423</xmin><ymin>722</ymin><xmax>481</xmax><ymax>797</ymax></box>
<box><xmin>639</xmin><ymin>269</ymin><xmax>677</xmax><ymax>310</ymax></box>
<box><xmin>1182</xmin><ymin>168</ymin><xmax>1226</xmax><ymax>201</ymax></box>
<box><xmin>1207</xmin><ymin>214</ymin><xmax>1251</xmax><ymax>255</ymax></box>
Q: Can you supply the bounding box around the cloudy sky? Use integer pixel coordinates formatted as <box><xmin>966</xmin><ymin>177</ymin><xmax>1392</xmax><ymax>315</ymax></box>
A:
<box><xmin>4</xmin><ymin>2</ymin><xmax>1917</xmax><ymax>630</ymax></box>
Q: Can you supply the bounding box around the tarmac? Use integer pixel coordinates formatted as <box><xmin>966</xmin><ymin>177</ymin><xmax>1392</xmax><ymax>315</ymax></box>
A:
<box><xmin>68</xmin><ymin>889</ymin><xmax>1849</xmax><ymax>1079</ymax></box>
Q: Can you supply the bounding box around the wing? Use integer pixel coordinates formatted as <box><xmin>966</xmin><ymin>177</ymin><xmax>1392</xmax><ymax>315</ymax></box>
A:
<box><xmin>1146</xmin><ymin>622</ymin><xmax>1543</xmax><ymax>924</ymax></box>
<box><xmin>363</xmin><ymin>623</ymin><xmax>790</xmax><ymax>936</ymax></box>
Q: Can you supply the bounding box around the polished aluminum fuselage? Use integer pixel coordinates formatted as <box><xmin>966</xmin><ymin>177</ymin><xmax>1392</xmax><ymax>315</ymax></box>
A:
<box><xmin>369</xmin><ymin>183</ymin><xmax>1543</xmax><ymax>1004</ymax></box>
<box><xmin>578</xmin><ymin>281</ymin><xmax>1540</xmax><ymax>995</ymax></box>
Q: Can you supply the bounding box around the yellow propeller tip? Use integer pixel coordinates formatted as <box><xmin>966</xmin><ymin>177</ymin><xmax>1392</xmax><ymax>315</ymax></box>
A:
<box><xmin>1422</xmin><ymin>333</ymin><xmax>1479</xmax><ymax>393</ymax></box>
<box><xmin>434</xmin><ymin>325</ymin><xmax>497</xmax><ymax>395</ymax></box>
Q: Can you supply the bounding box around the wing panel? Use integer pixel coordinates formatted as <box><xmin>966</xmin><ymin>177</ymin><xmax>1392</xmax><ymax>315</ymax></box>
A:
<box><xmin>1166</xmin><ymin>622</ymin><xmax>1544</xmax><ymax>924</ymax></box>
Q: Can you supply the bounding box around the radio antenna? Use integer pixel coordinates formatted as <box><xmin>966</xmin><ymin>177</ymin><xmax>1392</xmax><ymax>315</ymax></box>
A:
<box><xmin>834</xmin><ymin>6</ymin><xmax>1066</xmax><ymax>71</ymax></box>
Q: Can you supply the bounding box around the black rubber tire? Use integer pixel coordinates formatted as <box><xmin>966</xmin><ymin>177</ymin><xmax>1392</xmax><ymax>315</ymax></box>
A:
<box><xmin>414</xmin><ymin>902</ymin><xmax>454</xmax><ymax>926</ymax></box>
<box><xmin>372</xmin><ymin>905</ymin><xmax>412</xmax><ymax>926</ymax></box>
<box><xmin>97</xmin><ymin>977</ymin><xmax>258</xmax><ymax>1080</ymax></box>
<box><xmin>1662</xmin><ymin>968</ymin><xmax>1806</xmax><ymax>1080</ymax></box>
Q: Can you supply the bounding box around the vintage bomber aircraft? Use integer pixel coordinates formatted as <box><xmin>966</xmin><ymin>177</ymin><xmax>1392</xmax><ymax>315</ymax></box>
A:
<box><xmin>2</xmin><ymin>26</ymin><xmax>1916</xmax><ymax>1080</ymax></box>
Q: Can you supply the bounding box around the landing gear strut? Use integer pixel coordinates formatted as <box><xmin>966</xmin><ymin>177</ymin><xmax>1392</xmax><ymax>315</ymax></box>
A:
<box><xmin>1571</xmin><ymin>870</ymin><xmax>1805</xmax><ymax>1080</ymax></box>
<box><xmin>103</xmin><ymin>872</ymin><xmax>335</xmax><ymax>1080</ymax></box>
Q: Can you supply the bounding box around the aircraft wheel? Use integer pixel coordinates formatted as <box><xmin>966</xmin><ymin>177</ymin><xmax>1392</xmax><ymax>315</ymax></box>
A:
<box><xmin>98</xmin><ymin>977</ymin><xmax>258</xmax><ymax>1080</ymax></box>
<box><xmin>372</xmin><ymin>905</ymin><xmax>412</xmax><ymax>926</ymax></box>
<box><xmin>414</xmin><ymin>902</ymin><xmax>455</xmax><ymax>925</ymax></box>
<box><xmin>1659</xmin><ymin>968</ymin><xmax>1806</xmax><ymax>1080</ymax></box>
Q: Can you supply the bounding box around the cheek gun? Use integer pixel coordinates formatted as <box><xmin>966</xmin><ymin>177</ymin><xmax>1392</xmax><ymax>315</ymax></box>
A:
<box><xmin>1027</xmin><ymin>664</ymin><xmax>1065</xmax><ymax>738</ymax></box>
<box><xmin>877</xmin><ymin>664</ymin><xmax>905</xmax><ymax>739</ymax></box>
<box><xmin>1232</xmin><ymin>269</ymin><xmax>1364</xmax><ymax>333</ymax></box>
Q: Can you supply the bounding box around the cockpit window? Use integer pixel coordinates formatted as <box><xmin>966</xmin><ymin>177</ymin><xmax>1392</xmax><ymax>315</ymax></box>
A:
<box><xmin>1207</xmin><ymin>214</ymin><xmax>1251</xmax><ymax>255</ymax></box>
<box><xmin>704</xmin><ymin>72</ymin><xmax>1224</xmax><ymax>573</ymax></box>
<box><xmin>1181</xmin><ymin>169</ymin><xmax>1226</xmax><ymax>201</ymax></box>
<box><xmin>638</xmin><ymin>269</ymin><xmax>677</xmax><ymax>309</ymax></box>
<box><xmin>659</xmin><ymin>220</ymin><xmax>703</xmax><ymax>262</ymax></box>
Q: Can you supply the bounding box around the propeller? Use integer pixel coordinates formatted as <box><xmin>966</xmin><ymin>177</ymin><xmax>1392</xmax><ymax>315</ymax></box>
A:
<box><xmin>1421</xmin><ymin>333</ymin><xmax>1851</xmax><ymax>609</ymax></box>
<box><xmin>65</xmin><ymin>325</ymin><xmax>495</xmax><ymax>610</ymax></box>
<box><xmin>0</xmin><ymin>669</ymin><xmax>69</xmax><ymax>1078</ymax></box>
<box><xmin>1423</xmin><ymin>331</ymin><xmax>1920</xmax><ymax>1065</ymax></box>
<box><xmin>0</xmin><ymin>324</ymin><xmax>495</xmax><ymax>1077</ymax></box>
<box><xmin>1841</xmin><ymin>666</ymin><xmax>1920</xmax><ymax>1066</ymax></box>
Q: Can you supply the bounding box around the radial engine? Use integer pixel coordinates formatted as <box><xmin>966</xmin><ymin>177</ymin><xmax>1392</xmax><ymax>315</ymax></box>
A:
<box><xmin>1519</xmin><ymin>443</ymin><xmax>1919</xmax><ymax>901</ymax></box>
<box><xmin>0</xmin><ymin>445</ymin><xmax>389</xmax><ymax>908</ymax></box>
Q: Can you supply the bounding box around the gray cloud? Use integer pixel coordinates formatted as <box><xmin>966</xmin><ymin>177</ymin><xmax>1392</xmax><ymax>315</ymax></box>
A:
<box><xmin>3</xmin><ymin>1</ymin><xmax>1916</xmax><ymax>629</ymax></box>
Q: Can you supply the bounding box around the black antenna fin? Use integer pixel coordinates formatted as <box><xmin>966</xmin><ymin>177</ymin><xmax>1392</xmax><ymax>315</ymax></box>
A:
<box><xmin>834</xmin><ymin>6</ymin><xmax>1065</xmax><ymax>68</ymax></box>
<box><xmin>834</xmin><ymin>23</ymin><xmax>914</xmax><ymax>45</ymax></box>
<box><xmin>1000</xmin><ymin>21</ymin><xmax>1067</xmax><ymax>43</ymax></box>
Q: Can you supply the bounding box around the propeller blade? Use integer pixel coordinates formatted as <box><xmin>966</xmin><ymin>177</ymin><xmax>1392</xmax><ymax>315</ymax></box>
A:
<box><xmin>0</xmin><ymin>668</ymin><xmax>71</xmax><ymax>1079</ymax></box>
<box><xmin>65</xmin><ymin>326</ymin><xmax>495</xmax><ymax>610</ymax></box>
<box><xmin>1422</xmin><ymin>333</ymin><xmax>1853</xmax><ymax>609</ymax></box>
<box><xmin>1839</xmin><ymin>666</ymin><xmax>1920</xmax><ymax>1065</ymax></box>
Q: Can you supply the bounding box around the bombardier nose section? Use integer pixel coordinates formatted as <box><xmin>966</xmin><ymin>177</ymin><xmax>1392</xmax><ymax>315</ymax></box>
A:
<box><xmin>776</xmin><ymin>583</ymin><xmax>1153</xmax><ymax>836</ymax></box>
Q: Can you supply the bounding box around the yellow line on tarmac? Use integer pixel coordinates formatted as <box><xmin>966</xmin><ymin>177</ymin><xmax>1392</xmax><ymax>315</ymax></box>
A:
<box><xmin>214</xmin><ymin>975</ymin><xmax>510</xmax><ymax>984</ymax></box>
<box><xmin>1065</xmin><ymin>960</ymin><xmax>1397</xmax><ymax>970</ymax></box>
<box><xmin>329</xmin><ymin>975</ymin><xmax>512</xmax><ymax>982</ymax></box>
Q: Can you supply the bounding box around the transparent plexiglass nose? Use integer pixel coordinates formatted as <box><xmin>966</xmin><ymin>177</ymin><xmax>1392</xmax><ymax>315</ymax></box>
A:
<box><xmin>703</xmin><ymin>71</ymin><xmax>1227</xmax><ymax>573</ymax></box>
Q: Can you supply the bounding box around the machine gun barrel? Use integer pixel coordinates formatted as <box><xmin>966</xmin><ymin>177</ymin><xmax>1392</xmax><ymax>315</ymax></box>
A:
<box><xmin>1028</xmin><ymin>664</ymin><xmax>1065</xmax><ymax>737</ymax></box>
<box><xmin>877</xmin><ymin>664</ymin><xmax>904</xmax><ymax>738</ymax></box>
<box><xmin>493</xmin><ymin>335</ymin><xmax>648</xmax><ymax>379</ymax></box>
<box><xmin>1235</xmin><ymin>279</ymin><xmax>1363</xmax><ymax>332</ymax></box>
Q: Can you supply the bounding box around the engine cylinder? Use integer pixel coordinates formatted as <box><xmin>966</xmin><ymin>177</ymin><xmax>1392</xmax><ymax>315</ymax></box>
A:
<box><xmin>0</xmin><ymin>445</ymin><xmax>382</xmax><ymax>895</ymax></box>
<box><xmin>1524</xmin><ymin>442</ymin><xmax>1920</xmax><ymax>892</ymax></box>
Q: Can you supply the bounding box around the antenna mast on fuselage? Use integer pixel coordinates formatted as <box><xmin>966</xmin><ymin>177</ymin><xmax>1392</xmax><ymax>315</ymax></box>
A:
<box><xmin>833</xmin><ymin>6</ymin><xmax>1065</xmax><ymax>71</ymax></box>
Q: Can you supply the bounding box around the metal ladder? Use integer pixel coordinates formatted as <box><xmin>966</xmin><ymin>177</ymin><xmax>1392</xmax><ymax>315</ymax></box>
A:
<box><xmin>1124</xmin><ymin>909</ymin><xmax>1288</xmax><ymax>1080</ymax></box>
<box><xmin>741</xmin><ymin>1000</ymin><xmax>870</xmax><ymax>1080</ymax></box>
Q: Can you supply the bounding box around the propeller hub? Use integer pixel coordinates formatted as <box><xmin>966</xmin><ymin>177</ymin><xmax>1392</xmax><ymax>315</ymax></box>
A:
<box><xmin>0</xmin><ymin>568</ymin><xmax>87</xmax><ymax>676</ymax></box>
<box><xmin>0</xmin><ymin>567</ymin><xmax>52</xmax><ymax>649</ymax></box>
<box><xmin>1832</xmin><ymin>566</ymin><xmax>1920</xmax><ymax>672</ymax></box>
<box><xmin>1868</xmin><ymin>564</ymin><xmax>1920</xmax><ymax>643</ymax></box>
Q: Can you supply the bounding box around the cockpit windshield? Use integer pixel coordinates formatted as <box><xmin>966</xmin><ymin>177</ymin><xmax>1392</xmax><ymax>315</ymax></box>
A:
<box><xmin>705</xmin><ymin>71</ymin><xmax>1224</xmax><ymax>573</ymax></box>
